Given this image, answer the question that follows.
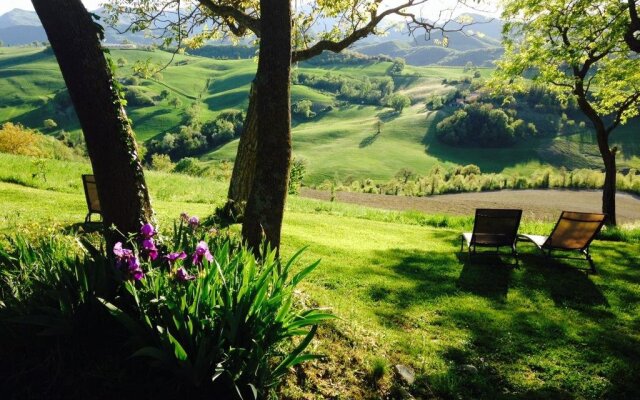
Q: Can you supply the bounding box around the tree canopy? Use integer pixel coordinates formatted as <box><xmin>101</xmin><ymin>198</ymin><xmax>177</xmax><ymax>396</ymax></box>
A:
<box><xmin>495</xmin><ymin>0</ymin><xmax>640</xmax><ymax>224</ymax></box>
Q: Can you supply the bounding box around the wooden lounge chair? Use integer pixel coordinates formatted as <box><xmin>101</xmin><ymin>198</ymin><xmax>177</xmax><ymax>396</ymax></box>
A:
<box><xmin>461</xmin><ymin>209</ymin><xmax>523</xmax><ymax>263</ymax></box>
<box><xmin>517</xmin><ymin>211</ymin><xmax>606</xmax><ymax>273</ymax></box>
<box><xmin>82</xmin><ymin>174</ymin><xmax>102</xmax><ymax>223</ymax></box>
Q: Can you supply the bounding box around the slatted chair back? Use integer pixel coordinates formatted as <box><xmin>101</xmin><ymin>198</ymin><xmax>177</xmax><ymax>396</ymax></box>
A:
<box><xmin>545</xmin><ymin>211</ymin><xmax>606</xmax><ymax>251</ymax></box>
<box><xmin>471</xmin><ymin>209</ymin><xmax>523</xmax><ymax>247</ymax></box>
<box><xmin>82</xmin><ymin>174</ymin><xmax>101</xmax><ymax>222</ymax></box>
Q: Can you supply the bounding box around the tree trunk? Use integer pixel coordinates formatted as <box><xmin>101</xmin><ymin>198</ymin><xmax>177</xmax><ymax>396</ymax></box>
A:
<box><xmin>601</xmin><ymin>153</ymin><xmax>617</xmax><ymax>226</ymax></box>
<box><xmin>241</xmin><ymin>0</ymin><xmax>292</xmax><ymax>254</ymax></box>
<box><xmin>32</xmin><ymin>0</ymin><xmax>154</xmax><ymax>245</ymax></box>
<box><xmin>597</xmin><ymin>133</ymin><xmax>617</xmax><ymax>226</ymax></box>
<box><xmin>575</xmin><ymin>89</ymin><xmax>617</xmax><ymax>225</ymax></box>
<box><xmin>222</xmin><ymin>82</ymin><xmax>258</xmax><ymax>219</ymax></box>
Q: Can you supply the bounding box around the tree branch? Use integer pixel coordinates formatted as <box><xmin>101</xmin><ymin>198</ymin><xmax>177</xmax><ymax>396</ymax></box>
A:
<box><xmin>625</xmin><ymin>0</ymin><xmax>640</xmax><ymax>52</ymax></box>
<box><xmin>292</xmin><ymin>0</ymin><xmax>430</xmax><ymax>63</ymax></box>
<box><xmin>607</xmin><ymin>91</ymin><xmax>640</xmax><ymax>134</ymax></box>
<box><xmin>197</xmin><ymin>0</ymin><xmax>260</xmax><ymax>37</ymax></box>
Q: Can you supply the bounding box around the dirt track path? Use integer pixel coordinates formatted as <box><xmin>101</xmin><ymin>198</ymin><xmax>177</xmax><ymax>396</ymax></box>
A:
<box><xmin>300</xmin><ymin>188</ymin><xmax>640</xmax><ymax>223</ymax></box>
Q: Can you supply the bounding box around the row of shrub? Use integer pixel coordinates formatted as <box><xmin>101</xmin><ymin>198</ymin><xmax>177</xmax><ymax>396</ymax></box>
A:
<box><xmin>292</xmin><ymin>71</ymin><xmax>394</xmax><ymax>106</ymax></box>
<box><xmin>150</xmin><ymin>154</ymin><xmax>307</xmax><ymax>195</ymax></box>
<box><xmin>300</xmin><ymin>50</ymin><xmax>393</xmax><ymax>66</ymax></box>
<box><xmin>312</xmin><ymin>165</ymin><xmax>640</xmax><ymax>196</ymax></box>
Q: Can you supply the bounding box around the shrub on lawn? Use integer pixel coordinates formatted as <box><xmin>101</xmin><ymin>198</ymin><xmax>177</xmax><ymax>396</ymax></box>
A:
<box><xmin>0</xmin><ymin>217</ymin><xmax>330</xmax><ymax>399</ymax></box>
<box><xmin>0</xmin><ymin>122</ymin><xmax>77</xmax><ymax>160</ymax></box>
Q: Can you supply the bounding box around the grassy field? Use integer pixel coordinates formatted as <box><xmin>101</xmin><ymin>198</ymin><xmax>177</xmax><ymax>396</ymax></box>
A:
<box><xmin>2</xmin><ymin>46</ymin><xmax>639</xmax><ymax>186</ymax></box>
<box><xmin>1</xmin><ymin>153</ymin><xmax>639</xmax><ymax>399</ymax></box>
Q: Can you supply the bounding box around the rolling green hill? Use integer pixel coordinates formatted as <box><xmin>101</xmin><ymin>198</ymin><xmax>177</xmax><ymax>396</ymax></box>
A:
<box><xmin>1</xmin><ymin>46</ymin><xmax>639</xmax><ymax>185</ymax></box>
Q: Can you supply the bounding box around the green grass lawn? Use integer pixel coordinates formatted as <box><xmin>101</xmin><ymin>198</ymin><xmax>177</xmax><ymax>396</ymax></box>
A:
<box><xmin>1</xmin><ymin>154</ymin><xmax>638</xmax><ymax>399</ymax></box>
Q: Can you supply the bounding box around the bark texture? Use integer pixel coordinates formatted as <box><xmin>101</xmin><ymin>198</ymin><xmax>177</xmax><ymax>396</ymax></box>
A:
<box><xmin>221</xmin><ymin>2</ymin><xmax>414</xmax><ymax>216</ymax></box>
<box><xmin>241</xmin><ymin>0</ymin><xmax>292</xmax><ymax>254</ymax></box>
<box><xmin>223</xmin><ymin>81</ymin><xmax>258</xmax><ymax>219</ymax></box>
<box><xmin>32</xmin><ymin>0</ymin><xmax>154</xmax><ymax>244</ymax></box>
<box><xmin>575</xmin><ymin>84</ymin><xmax>617</xmax><ymax>225</ymax></box>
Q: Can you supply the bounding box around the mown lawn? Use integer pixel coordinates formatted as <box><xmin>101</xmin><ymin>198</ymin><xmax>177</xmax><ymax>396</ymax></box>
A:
<box><xmin>1</xmin><ymin>158</ymin><xmax>639</xmax><ymax>399</ymax></box>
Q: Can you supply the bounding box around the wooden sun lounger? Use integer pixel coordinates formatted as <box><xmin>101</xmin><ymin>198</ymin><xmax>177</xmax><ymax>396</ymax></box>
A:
<box><xmin>82</xmin><ymin>174</ymin><xmax>102</xmax><ymax>223</ymax></box>
<box><xmin>517</xmin><ymin>211</ymin><xmax>606</xmax><ymax>273</ymax></box>
<box><xmin>461</xmin><ymin>209</ymin><xmax>523</xmax><ymax>264</ymax></box>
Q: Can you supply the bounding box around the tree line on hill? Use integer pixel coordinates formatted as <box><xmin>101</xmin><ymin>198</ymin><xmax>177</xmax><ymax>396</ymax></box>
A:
<box><xmin>313</xmin><ymin>165</ymin><xmax>640</xmax><ymax>197</ymax></box>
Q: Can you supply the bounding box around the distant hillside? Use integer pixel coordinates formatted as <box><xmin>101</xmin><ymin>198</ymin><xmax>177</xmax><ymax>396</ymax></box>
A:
<box><xmin>0</xmin><ymin>8</ymin><xmax>40</xmax><ymax>28</ymax></box>
<box><xmin>0</xmin><ymin>8</ymin><xmax>504</xmax><ymax>67</ymax></box>
<box><xmin>352</xmin><ymin>14</ymin><xmax>504</xmax><ymax>66</ymax></box>
<box><xmin>1</xmin><ymin>47</ymin><xmax>639</xmax><ymax>185</ymax></box>
<box><xmin>0</xmin><ymin>8</ymin><xmax>158</xmax><ymax>46</ymax></box>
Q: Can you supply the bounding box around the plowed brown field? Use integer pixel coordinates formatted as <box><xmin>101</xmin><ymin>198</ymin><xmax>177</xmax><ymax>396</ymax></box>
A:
<box><xmin>300</xmin><ymin>188</ymin><xmax>640</xmax><ymax>223</ymax></box>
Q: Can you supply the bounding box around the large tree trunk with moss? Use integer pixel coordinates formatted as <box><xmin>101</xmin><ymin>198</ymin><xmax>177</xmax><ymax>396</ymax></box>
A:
<box><xmin>241</xmin><ymin>0</ymin><xmax>292</xmax><ymax>254</ymax></box>
<box><xmin>32</xmin><ymin>0</ymin><xmax>154</xmax><ymax>244</ymax></box>
<box><xmin>222</xmin><ymin>82</ymin><xmax>258</xmax><ymax>219</ymax></box>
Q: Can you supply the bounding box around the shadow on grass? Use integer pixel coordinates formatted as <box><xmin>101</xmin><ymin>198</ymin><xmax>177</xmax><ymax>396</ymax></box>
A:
<box><xmin>456</xmin><ymin>254</ymin><xmax>514</xmax><ymax>302</ymax></box>
<box><xmin>61</xmin><ymin>222</ymin><xmax>104</xmax><ymax>236</ymax></box>
<box><xmin>516</xmin><ymin>252</ymin><xmax>609</xmax><ymax>309</ymax></box>
<box><xmin>359</xmin><ymin>132</ymin><xmax>380</xmax><ymax>148</ymax></box>
<box><xmin>358</xmin><ymin>246</ymin><xmax>639</xmax><ymax>398</ymax></box>
<box><xmin>376</xmin><ymin>109</ymin><xmax>400</xmax><ymax>122</ymax></box>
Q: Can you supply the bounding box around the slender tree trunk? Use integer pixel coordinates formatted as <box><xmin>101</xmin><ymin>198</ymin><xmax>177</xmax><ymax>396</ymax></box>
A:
<box><xmin>576</xmin><ymin>89</ymin><xmax>617</xmax><ymax>225</ymax></box>
<box><xmin>32</xmin><ymin>0</ymin><xmax>154</xmax><ymax>245</ymax></box>
<box><xmin>597</xmin><ymin>133</ymin><xmax>617</xmax><ymax>226</ymax></box>
<box><xmin>222</xmin><ymin>82</ymin><xmax>258</xmax><ymax>219</ymax></box>
<box><xmin>242</xmin><ymin>0</ymin><xmax>292</xmax><ymax>254</ymax></box>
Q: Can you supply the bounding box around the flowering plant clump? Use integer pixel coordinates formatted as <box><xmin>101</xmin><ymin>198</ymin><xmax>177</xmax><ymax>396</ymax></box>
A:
<box><xmin>112</xmin><ymin>215</ymin><xmax>211</xmax><ymax>283</ymax></box>
<box><xmin>101</xmin><ymin>213</ymin><xmax>333</xmax><ymax>398</ymax></box>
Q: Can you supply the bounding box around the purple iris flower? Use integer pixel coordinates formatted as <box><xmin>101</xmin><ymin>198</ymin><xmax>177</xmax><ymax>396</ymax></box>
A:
<box><xmin>113</xmin><ymin>242</ymin><xmax>133</xmax><ymax>261</ymax></box>
<box><xmin>141</xmin><ymin>223</ymin><xmax>156</xmax><ymax>238</ymax></box>
<box><xmin>130</xmin><ymin>266</ymin><xmax>144</xmax><ymax>281</ymax></box>
<box><xmin>113</xmin><ymin>242</ymin><xmax>144</xmax><ymax>281</ymax></box>
<box><xmin>192</xmin><ymin>241</ymin><xmax>214</xmax><ymax>265</ymax></box>
<box><xmin>113</xmin><ymin>241</ymin><xmax>124</xmax><ymax>258</ymax></box>
<box><xmin>142</xmin><ymin>238</ymin><xmax>158</xmax><ymax>260</ymax></box>
<box><xmin>175</xmin><ymin>267</ymin><xmax>196</xmax><ymax>282</ymax></box>
<box><xmin>165</xmin><ymin>251</ymin><xmax>187</xmax><ymax>264</ymax></box>
<box><xmin>188</xmin><ymin>216</ymin><xmax>200</xmax><ymax>229</ymax></box>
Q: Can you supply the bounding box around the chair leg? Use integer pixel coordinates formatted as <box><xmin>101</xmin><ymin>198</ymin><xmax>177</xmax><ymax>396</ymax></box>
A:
<box><xmin>584</xmin><ymin>248</ymin><xmax>596</xmax><ymax>274</ymax></box>
<box><xmin>512</xmin><ymin>244</ymin><xmax>519</xmax><ymax>267</ymax></box>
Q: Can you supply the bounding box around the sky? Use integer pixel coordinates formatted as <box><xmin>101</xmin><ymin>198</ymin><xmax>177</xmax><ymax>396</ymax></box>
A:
<box><xmin>1</xmin><ymin>0</ymin><xmax>499</xmax><ymax>19</ymax></box>
<box><xmin>0</xmin><ymin>1</ymin><xmax>103</xmax><ymax>15</ymax></box>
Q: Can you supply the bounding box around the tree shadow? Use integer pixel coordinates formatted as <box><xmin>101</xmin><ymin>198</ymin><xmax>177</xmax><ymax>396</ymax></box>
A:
<box><xmin>457</xmin><ymin>254</ymin><xmax>514</xmax><ymax>302</ymax></box>
<box><xmin>358</xmin><ymin>132</ymin><xmax>380</xmax><ymax>148</ymax></box>
<box><xmin>376</xmin><ymin>109</ymin><xmax>400</xmax><ymax>122</ymax></box>
<box><xmin>0</xmin><ymin>48</ymin><xmax>52</xmax><ymax>69</ymax></box>
<box><xmin>516</xmin><ymin>253</ymin><xmax>609</xmax><ymax>310</ymax></box>
<box><xmin>357</xmin><ymin>244</ymin><xmax>638</xmax><ymax>398</ymax></box>
<box><xmin>130</xmin><ymin>108</ymin><xmax>172</xmax><ymax>127</ymax></box>
<box><xmin>60</xmin><ymin>222</ymin><xmax>104</xmax><ymax>236</ymax></box>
